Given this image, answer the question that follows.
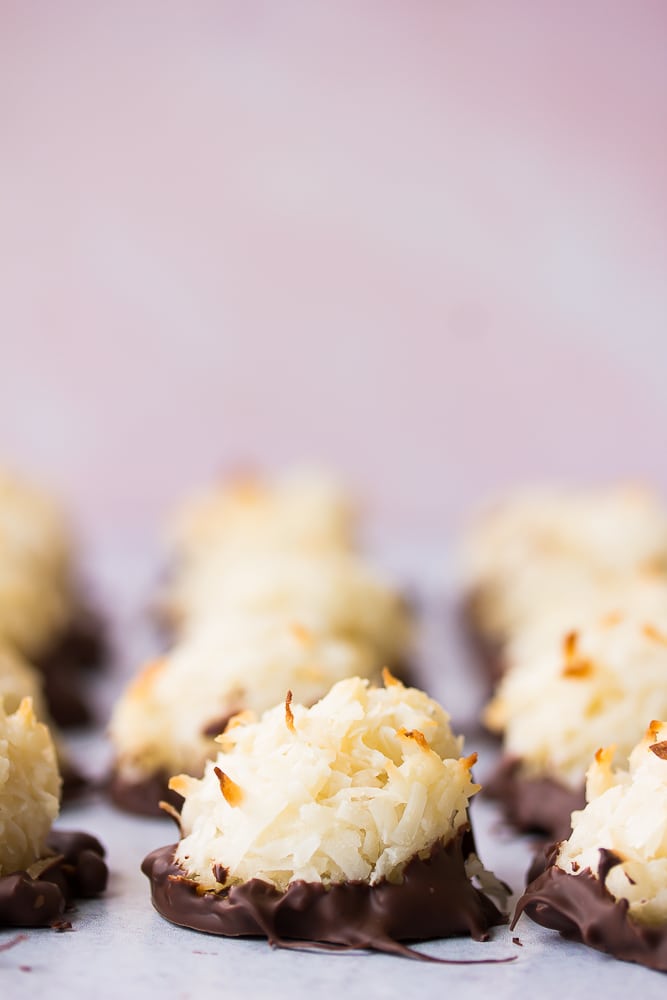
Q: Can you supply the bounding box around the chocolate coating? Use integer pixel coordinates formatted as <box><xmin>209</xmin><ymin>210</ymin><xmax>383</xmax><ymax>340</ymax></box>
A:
<box><xmin>0</xmin><ymin>830</ymin><xmax>108</xmax><ymax>928</ymax></box>
<box><xmin>514</xmin><ymin>847</ymin><xmax>667</xmax><ymax>972</ymax></box>
<box><xmin>460</xmin><ymin>593</ymin><xmax>506</xmax><ymax>687</ymax></box>
<box><xmin>142</xmin><ymin>829</ymin><xmax>507</xmax><ymax>959</ymax></box>
<box><xmin>109</xmin><ymin>770</ymin><xmax>184</xmax><ymax>818</ymax></box>
<box><xmin>485</xmin><ymin>756</ymin><xmax>585</xmax><ymax>841</ymax></box>
<box><xmin>36</xmin><ymin>609</ymin><xmax>107</xmax><ymax>728</ymax></box>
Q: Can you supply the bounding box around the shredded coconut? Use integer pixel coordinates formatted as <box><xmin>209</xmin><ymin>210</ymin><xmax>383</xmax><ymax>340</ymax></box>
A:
<box><xmin>0</xmin><ymin>698</ymin><xmax>61</xmax><ymax>876</ymax></box>
<box><xmin>173</xmin><ymin>676</ymin><xmax>479</xmax><ymax>891</ymax></box>
<box><xmin>485</xmin><ymin>615</ymin><xmax>667</xmax><ymax>788</ymax></box>
<box><xmin>558</xmin><ymin>721</ymin><xmax>667</xmax><ymax>924</ymax></box>
<box><xmin>110</xmin><ymin>616</ymin><xmax>381</xmax><ymax>781</ymax></box>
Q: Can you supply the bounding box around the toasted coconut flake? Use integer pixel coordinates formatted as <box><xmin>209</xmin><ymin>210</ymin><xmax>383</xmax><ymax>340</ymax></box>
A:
<box><xmin>289</xmin><ymin>622</ymin><xmax>313</xmax><ymax>645</ymax></box>
<box><xmin>128</xmin><ymin>658</ymin><xmax>166</xmax><ymax>697</ymax></box>
<box><xmin>647</xmin><ymin>720</ymin><xmax>663</xmax><ymax>741</ymax></box>
<box><xmin>159</xmin><ymin>800</ymin><xmax>183</xmax><ymax>830</ymax></box>
<box><xmin>168</xmin><ymin>774</ymin><xmax>196</xmax><ymax>798</ymax></box>
<box><xmin>213</xmin><ymin>766</ymin><xmax>243</xmax><ymax>806</ymax></box>
<box><xmin>382</xmin><ymin>666</ymin><xmax>402</xmax><ymax>688</ymax></box>
<box><xmin>562</xmin><ymin>659</ymin><xmax>595</xmax><ymax>679</ymax></box>
<box><xmin>643</xmin><ymin>623</ymin><xmax>667</xmax><ymax>645</ymax></box>
<box><xmin>284</xmin><ymin>689</ymin><xmax>295</xmax><ymax>733</ymax></box>
<box><xmin>563</xmin><ymin>630</ymin><xmax>579</xmax><ymax>659</ymax></box>
<box><xmin>397</xmin><ymin>727</ymin><xmax>430</xmax><ymax>751</ymax></box>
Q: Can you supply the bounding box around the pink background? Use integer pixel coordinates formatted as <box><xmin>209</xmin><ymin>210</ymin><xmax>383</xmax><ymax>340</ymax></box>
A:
<box><xmin>1</xmin><ymin>2</ymin><xmax>666</xmax><ymax>546</ymax></box>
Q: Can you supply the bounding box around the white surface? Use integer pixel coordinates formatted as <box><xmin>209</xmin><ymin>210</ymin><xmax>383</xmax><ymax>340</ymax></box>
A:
<box><xmin>1</xmin><ymin>544</ymin><xmax>667</xmax><ymax>998</ymax></box>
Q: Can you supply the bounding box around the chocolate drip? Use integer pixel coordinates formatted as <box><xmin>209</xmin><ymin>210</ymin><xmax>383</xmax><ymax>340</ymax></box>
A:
<box><xmin>484</xmin><ymin>756</ymin><xmax>585</xmax><ymax>841</ymax></box>
<box><xmin>109</xmin><ymin>770</ymin><xmax>184</xmax><ymax>818</ymax></box>
<box><xmin>513</xmin><ymin>851</ymin><xmax>667</xmax><ymax>972</ymax></box>
<box><xmin>0</xmin><ymin>830</ymin><xmax>108</xmax><ymax>928</ymax></box>
<box><xmin>142</xmin><ymin>829</ymin><xmax>508</xmax><ymax>960</ymax></box>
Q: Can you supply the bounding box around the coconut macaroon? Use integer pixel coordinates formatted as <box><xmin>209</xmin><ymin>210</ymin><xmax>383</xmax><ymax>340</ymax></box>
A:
<box><xmin>143</xmin><ymin>676</ymin><xmax>508</xmax><ymax>957</ymax></box>
<box><xmin>165</xmin><ymin>468</ymin><xmax>354</xmax><ymax>575</ymax></box>
<box><xmin>484</xmin><ymin>614</ymin><xmax>667</xmax><ymax>838</ymax></box>
<box><xmin>166</xmin><ymin>551</ymin><xmax>412</xmax><ymax>670</ymax></box>
<box><xmin>461</xmin><ymin>484</ymin><xmax>667</xmax><ymax>656</ymax></box>
<box><xmin>109</xmin><ymin>616</ymin><xmax>381</xmax><ymax>815</ymax></box>
<box><xmin>514</xmin><ymin>721</ymin><xmax>667</xmax><ymax>971</ymax></box>
<box><xmin>0</xmin><ymin>697</ymin><xmax>107</xmax><ymax>927</ymax></box>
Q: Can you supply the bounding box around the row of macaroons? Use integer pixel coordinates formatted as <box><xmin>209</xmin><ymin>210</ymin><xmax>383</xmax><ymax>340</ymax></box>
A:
<box><xmin>461</xmin><ymin>483</ymin><xmax>667</xmax><ymax>841</ymax></box>
<box><xmin>108</xmin><ymin>469</ymin><xmax>414</xmax><ymax>815</ymax></box>
<box><xmin>4</xmin><ymin>680</ymin><xmax>667</xmax><ymax>970</ymax></box>
<box><xmin>0</xmin><ymin>469</ymin><xmax>106</xmax><ymax>728</ymax></box>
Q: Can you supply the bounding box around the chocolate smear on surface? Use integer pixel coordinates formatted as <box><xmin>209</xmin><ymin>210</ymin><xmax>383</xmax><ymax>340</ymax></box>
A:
<box><xmin>0</xmin><ymin>830</ymin><xmax>107</xmax><ymax>928</ymax></box>
<box><xmin>485</xmin><ymin>756</ymin><xmax>584</xmax><ymax>841</ymax></box>
<box><xmin>109</xmin><ymin>769</ymin><xmax>184</xmax><ymax>818</ymax></box>
<box><xmin>143</xmin><ymin>830</ymin><xmax>512</xmax><ymax>962</ymax></box>
<box><xmin>514</xmin><ymin>848</ymin><xmax>667</xmax><ymax>972</ymax></box>
<box><xmin>0</xmin><ymin>933</ymin><xmax>27</xmax><ymax>952</ymax></box>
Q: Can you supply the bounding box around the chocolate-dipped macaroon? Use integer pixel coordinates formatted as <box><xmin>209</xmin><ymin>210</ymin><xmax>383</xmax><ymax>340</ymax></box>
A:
<box><xmin>484</xmin><ymin>613</ymin><xmax>667</xmax><ymax>838</ymax></box>
<box><xmin>0</xmin><ymin>698</ymin><xmax>107</xmax><ymax>927</ymax></box>
<box><xmin>143</xmin><ymin>674</ymin><xmax>508</xmax><ymax>958</ymax></box>
<box><xmin>514</xmin><ymin>721</ymin><xmax>667</xmax><ymax>972</ymax></box>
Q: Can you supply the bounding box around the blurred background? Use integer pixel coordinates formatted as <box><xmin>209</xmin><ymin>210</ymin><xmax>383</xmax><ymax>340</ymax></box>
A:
<box><xmin>1</xmin><ymin>1</ymin><xmax>666</xmax><ymax>549</ymax></box>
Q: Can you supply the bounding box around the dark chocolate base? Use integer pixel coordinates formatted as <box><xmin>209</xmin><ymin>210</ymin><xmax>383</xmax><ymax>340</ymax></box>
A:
<box><xmin>60</xmin><ymin>760</ymin><xmax>89</xmax><ymax>803</ymax></box>
<box><xmin>514</xmin><ymin>846</ymin><xmax>667</xmax><ymax>972</ymax></box>
<box><xmin>109</xmin><ymin>770</ymin><xmax>184</xmax><ymax>818</ymax></box>
<box><xmin>142</xmin><ymin>830</ymin><xmax>507</xmax><ymax>960</ymax></box>
<box><xmin>459</xmin><ymin>594</ymin><xmax>506</xmax><ymax>688</ymax></box>
<box><xmin>36</xmin><ymin>610</ymin><xmax>107</xmax><ymax>728</ymax></box>
<box><xmin>0</xmin><ymin>830</ymin><xmax>108</xmax><ymax>928</ymax></box>
<box><xmin>485</xmin><ymin>756</ymin><xmax>585</xmax><ymax>841</ymax></box>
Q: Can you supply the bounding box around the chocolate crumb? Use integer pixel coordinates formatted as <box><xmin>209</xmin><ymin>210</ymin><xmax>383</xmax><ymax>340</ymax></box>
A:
<box><xmin>0</xmin><ymin>831</ymin><xmax>107</xmax><ymax>929</ymax></box>
<box><xmin>51</xmin><ymin>920</ymin><xmax>73</xmax><ymax>933</ymax></box>
<box><xmin>212</xmin><ymin>864</ymin><xmax>229</xmax><ymax>885</ymax></box>
<box><xmin>512</xmin><ymin>936</ymin><xmax>523</xmax><ymax>946</ymax></box>
<box><xmin>649</xmin><ymin>741</ymin><xmax>667</xmax><ymax>760</ymax></box>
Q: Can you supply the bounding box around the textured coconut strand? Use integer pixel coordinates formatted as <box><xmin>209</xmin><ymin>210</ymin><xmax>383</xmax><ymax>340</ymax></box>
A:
<box><xmin>173</xmin><ymin>676</ymin><xmax>477</xmax><ymax>893</ymax></box>
<box><xmin>0</xmin><ymin>698</ymin><xmax>61</xmax><ymax>876</ymax></box>
<box><xmin>557</xmin><ymin>721</ymin><xmax>667</xmax><ymax>924</ymax></box>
